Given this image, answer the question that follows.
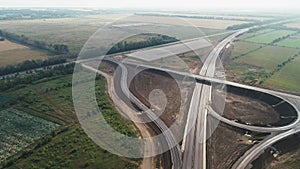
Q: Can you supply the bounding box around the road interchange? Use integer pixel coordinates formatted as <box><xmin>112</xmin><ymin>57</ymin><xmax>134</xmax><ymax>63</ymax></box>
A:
<box><xmin>0</xmin><ymin>14</ymin><xmax>298</xmax><ymax>169</ymax></box>
<box><xmin>82</xmin><ymin>38</ymin><xmax>300</xmax><ymax>169</ymax></box>
<box><xmin>75</xmin><ymin>19</ymin><xmax>300</xmax><ymax>169</ymax></box>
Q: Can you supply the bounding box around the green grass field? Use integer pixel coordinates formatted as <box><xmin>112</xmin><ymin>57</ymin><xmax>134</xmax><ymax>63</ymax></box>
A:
<box><xmin>235</xmin><ymin>45</ymin><xmax>298</xmax><ymax>72</ymax></box>
<box><xmin>230</xmin><ymin>41</ymin><xmax>263</xmax><ymax>59</ymax></box>
<box><xmin>0</xmin><ymin>17</ymin><xmax>103</xmax><ymax>54</ymax></box>
<box><xmin>263</xmin><ymin>55</ymin><xmax>300</xmax><ymax>93</ymax></box>
<box><xmin>245</xmin><ymin>30</ymin><xmax>297</xmax><ymax>44</ymax></box>
<box><xmin>227</xmin><ymin>28</ymin><xmax>300</xmax><ymax>93</ymax></box>
<box><xmin>238</xmin><ymin>28</ymin><xmax>275</xmax><ymax>40</ymax></box>
<box><xmin>0</xmin><ymin>71</ymin><xmax>139</xmax><ymax>168</ymax></box>
<box><xmin>123</xmin><ymin>14</ymin><xmax>248</xmax><ymax>29</ymax></box>
<box><xmin>275</xmin><ymin>34</ymin><xmax>300</xmax><ymax>49</ymax></box>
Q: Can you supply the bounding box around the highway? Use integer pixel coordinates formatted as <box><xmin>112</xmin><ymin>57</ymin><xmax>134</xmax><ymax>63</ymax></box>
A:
<box><xmin>181</xmin><ymin>28</ymin><xmax>249</xmax><ymax>169</ymax></box>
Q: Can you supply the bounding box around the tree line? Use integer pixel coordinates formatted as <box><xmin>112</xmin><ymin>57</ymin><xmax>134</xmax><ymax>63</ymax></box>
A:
<box><xmin>0</xmin><ymin>57</ymin><xmax>66</xmax><ymax>76</ymax></box>
<box><xmin>107</xmin><ymin>34</ymin><xmax>178</xmax><ymax>54</ymax></box>
<box><xmin>258</xmin><ymin>52</ymin><xmax>300</xmax><ymax>84</ymax></box>
<box><xmin>272</xmin><ymin>35</ymin><xmax>291</xmax><ymax>44</ymax></box>
<box><xmin>226</xmin><ymin>18</ymin><xmax>286</xmax><ymax>30</ymax></box>
<box><xmin>0</xmin><ymin>63</ymin><xmax>74</xmax><ymax>92</ymax></box>
<box><xmin>0</xmin><ymin>30</ymin><xmax>69</xmax><ymax>54</ymax></box>
<box><xmin>136</xmin><ymin>13</ymin><xmax>257</xmax><ymax>22</ymax></box>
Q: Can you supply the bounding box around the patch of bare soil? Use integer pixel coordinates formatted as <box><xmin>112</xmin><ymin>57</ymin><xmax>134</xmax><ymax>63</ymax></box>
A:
<box><xmin>128</xmin><ymin>68</ymin><xmax>193</xmax><ymax>127</ymax></box>
<box><xmin>207</xmin><ymin>121</ymin><xmax>253</xmax><ymax>169</ymax></box>
<box><xmin>219</xmin><ymin>91</ymin><xmax>280</xmax><ymax>126</ymax></box>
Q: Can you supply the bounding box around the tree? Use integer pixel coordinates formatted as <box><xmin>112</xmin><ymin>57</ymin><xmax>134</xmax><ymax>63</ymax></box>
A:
<box><xmin>53</xmin><ymin>44</ymin><xmax>69</xmax><ymax>54</ymax></box>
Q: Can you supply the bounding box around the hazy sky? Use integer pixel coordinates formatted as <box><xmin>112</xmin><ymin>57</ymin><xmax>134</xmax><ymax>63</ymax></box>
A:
<box><xmin>0</xmin><ymin>0</ymin><xmax>299</xmax><ymax>10</ymax></box>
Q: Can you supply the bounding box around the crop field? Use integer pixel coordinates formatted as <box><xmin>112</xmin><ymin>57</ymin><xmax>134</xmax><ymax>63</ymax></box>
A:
<box><xmin>230</xmin><ymin>41</ymin><xmax>263</xmax><ymax>59</ymax></box>
<box><xmin>263</xmin><ymin>55</ymin><xmax>300</xmax><ymax>93</ymax></box>
<box><xmin>245</xmin><ymin>30</ymin><xmax>297</xmax><ymax>44</ymax></box>
<box><xmin>285</xmin><ymin>20</ymin><xmax>300</xmax><ymax>29</ymax></box>
<box><xmin>234</xmin><ymin>45</ymin><xmax>298</xmax><ymax>72</ymax></box>
<box><xmin>0</xmin><ymin>40</ymin><xmax>48</xmax><ymax>67</ymax></box>
<box><xmin>238</xmin><ymin>29</ymin><xmax>275</xmax><ymax>40</ymax></box>
<box><xmin>0</xmin><ymin>70</ymin><xmax>139</xmax><ymax>168</ymax></box>
<box><xmin>140</xmin><ymin>13</ymin><xmax>271</xmax><ymax>21</ymax></box>
<box><xmin>124</xmin><ymin>15</ymin><xmax>249</xmax><ymax>29</ymax></box>
<box><xmin>226</xmin><ymin>27</ymin><xmax>300</xmax><ymax>93</ymax></box>
<box><xmin>275</xmin><ymin>34</ymin><xmax>300</xmax><ymax>49</ymax></box>
<box><xmin>6</xmin><ymin>125</ymin><xmax>139</xmax><ymax>169</ymax></box>
<box><xmin>0</xmin><ymin>14</ymin><xmax>227</xmax><ymax>55</ymax></box>
<box><xmin>0</xmin><ymin>17</ymin><xmax>103</xmax><ymax>54</ymax></box>
<box><xmin>0</xmin><ymin>75</ymin><xmax>78</xmax><ymax>125</ymax></box>
<box><xmin>286</xmin><ymin>23</ymin><xmax>300</xmax><ymax>29</ymax></box>
<box><xmin>0</xmin><ymin>14</ymin><xmax>129</xmax><ymax>54</ymax></box>
<box><xmin>0</xmin><ymin>108</ymin><xmax>59</xmax><ymax>162</ymax></box>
